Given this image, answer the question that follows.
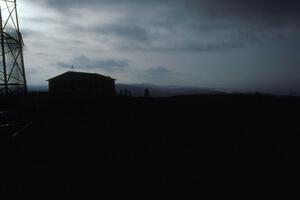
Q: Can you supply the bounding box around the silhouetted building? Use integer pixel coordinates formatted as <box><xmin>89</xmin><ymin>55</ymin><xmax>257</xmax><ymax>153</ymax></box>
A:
<box><xmin>48</xmin><ymin>71</ymin><xmax>116</xmax><ymax>97</ymax></box>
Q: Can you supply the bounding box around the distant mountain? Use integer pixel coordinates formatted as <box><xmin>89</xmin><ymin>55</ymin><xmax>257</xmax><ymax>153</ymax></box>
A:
<box><xmin>28</xmin><ymin>83</ymin><xmax>225</xmax><ymax>97</ymax></box>
<box><xmin>28</xmin><ymin>85</ymin><xmax>48</xmax><ymax>92</ymax></box>
<box><xmin>116</xmin><ymin>83</ymin><xmax>225</xmax><ymax>97</ymax></box>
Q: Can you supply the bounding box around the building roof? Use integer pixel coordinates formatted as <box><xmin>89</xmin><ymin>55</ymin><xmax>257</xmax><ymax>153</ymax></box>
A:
<box><xmin>47</xmin><ymin>71</ymin><xmax>116</xmax><ymax>81</ymax></box>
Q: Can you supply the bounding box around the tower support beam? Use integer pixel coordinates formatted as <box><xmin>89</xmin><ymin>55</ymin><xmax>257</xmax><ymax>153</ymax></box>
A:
<box><xmin>0</xmin><ymin>6</ymin><xmax>8</xmax><ymax>95</ymax></box>
<box><xmin>0</xmin><ymin>0</ymin><xmax>27</xmax><ymax>95</ymax></box>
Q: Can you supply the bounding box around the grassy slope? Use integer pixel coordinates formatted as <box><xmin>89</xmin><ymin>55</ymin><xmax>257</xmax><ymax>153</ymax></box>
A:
<box><xmin>1</xmin><ymin>93</ymin><xmax>299</xmax><ymax>199</ymax></box>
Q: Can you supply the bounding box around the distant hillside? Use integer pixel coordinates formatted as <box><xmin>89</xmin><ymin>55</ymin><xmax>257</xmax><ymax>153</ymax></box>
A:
<box><xmin>28</xmin><ymin>85</ymin><xmax>48</xmax><ymax>92</ymax></box>
<box><xmin>116</xmin><ymin>83</ymin><xmax>224</xmax><ymax>97</ymax></box>
<box><xmin>28</xmin><ymin>84</ymin><xmax>224</xmax><ymax>97</ymax></box>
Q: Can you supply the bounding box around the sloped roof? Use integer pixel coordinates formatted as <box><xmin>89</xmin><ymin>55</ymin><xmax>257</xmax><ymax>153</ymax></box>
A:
<box><xmin>47</xmin><ymin>71</ymin><xmax>116</xmax><ymax>81</ymax></box>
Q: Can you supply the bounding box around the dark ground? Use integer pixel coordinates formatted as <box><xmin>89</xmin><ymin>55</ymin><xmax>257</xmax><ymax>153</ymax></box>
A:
<box><xmin>1</xmin><ymin>93</ymin><xmax>300</xmax><ymax>199</ymax></box>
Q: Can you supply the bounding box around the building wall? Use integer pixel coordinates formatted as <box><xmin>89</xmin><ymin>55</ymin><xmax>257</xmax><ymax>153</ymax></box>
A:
<box><xmin>49</xmin><ymin>79</ymin><xmax>115</xmax><ymax>97</ymax></box>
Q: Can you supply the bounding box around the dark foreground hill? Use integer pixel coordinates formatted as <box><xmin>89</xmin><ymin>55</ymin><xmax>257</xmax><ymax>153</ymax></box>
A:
<box><xmin>0</xmin><ymin>93</ymin><xmax>300</xmax><ymax>199</ymax></box>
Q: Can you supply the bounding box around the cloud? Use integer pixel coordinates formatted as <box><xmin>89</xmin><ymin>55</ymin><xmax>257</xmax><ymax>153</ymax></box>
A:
<box><xmin>94</xmin><ymin>24</ymin><xmax>149</xmax><ymax>42</ymax></box>
<box><xmin>22</xmin><ymin>28</ymin><xmax>46</xmax><ymax>38</ymax></box>
<box><xmin>57</xmin><ymin>55</ymin><xmax>129</xmax><ymax>72</ymax></box>
<box><xmin>33</xmin><ymin>0</ymin><xmax>300</xmax><ymax>19</ymax></box>
<box><xmin>21</xmin><ymin>0</ymin><xmax>300</xmax><ymax>93</ymax></box>
<box><xmin>144</xmin><ymin>67</ymin><xmax>172</xmax><ymax>77</ymax></box>
<box><xmin>119</xmin><ymin>40</ymin><xmax>245</xmax><ymax>53</ymax></box>
<box><xmin>140</xmin><ymin>66</ymin><xmax>187</xmax><ymax>85</ymax></box>
<box><xmin>24</xmin><ymin>0</ymin><xmax>300</xmax><ymax>54</ymax></box>
<box><xmin>200</xmin><ymin>0</ymin><xmax>300</xmax><ymax>18</ymax></box>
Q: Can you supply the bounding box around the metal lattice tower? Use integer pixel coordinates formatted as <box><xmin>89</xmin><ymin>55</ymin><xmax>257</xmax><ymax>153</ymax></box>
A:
<box><xmin>0</xmin><ymin>0</ymin><xmax>27</xmax><ymax>95</ymax></box>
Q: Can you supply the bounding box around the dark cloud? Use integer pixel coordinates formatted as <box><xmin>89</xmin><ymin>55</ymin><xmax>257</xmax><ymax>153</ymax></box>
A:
<box><xmin>57</xmin><ymin>55</ymin><xmax>129</xmax><ymax>72</ymax></box>
<box><xmin>200</xmin><ymin>0</ymin><xmax>300</xmax><ymax>18</ymax></box>
<box><xmin>94</xmin><ymin>24</ymin><xmax>149</xmax><ymax>42</ymax></box>
<box><xmin>36</xmin><ymin>0</ymin><xmax>300</xmax><ymax>19</ymax></box>
<box><xmin>120</xmin><ymin>41</ymin><xmax>244</xmax><ymax>52</ymax></box>
<box><xmin>53</xmin><ymin>1</ymin><xmax>300</xmax><ymax>46</ymax></box>
<box><xmin>142</xmin><ymin>67</ymin><xmax>184</xmax><ymax>85</ymax></box>
<box><xmin>25</xmin><ymin>0</ymin><xmax>300</xmax><ymax>53</ymax></box>
<box><xmin>36</xmin><ymin>52</ymin><xmax>50</xmax><ymax>57</ymax></box>
<box><xmin>23</xmin><ymin>0</ymin><xmax>300</xmax><ymax>94</ymax></box>
<box><xmin>144</xmin><ymin>67</ymin><xmax>172</xmax><ymax>76</ymax></box>
<box><xmin>39</xmin><ymin>0</ymin><xmax>160</xmax><ymax>8</ymax></box>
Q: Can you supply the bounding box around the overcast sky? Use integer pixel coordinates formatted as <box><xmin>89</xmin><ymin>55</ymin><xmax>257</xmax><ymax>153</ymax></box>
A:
<box><xmin>16</xmin><ymin>0</ymin><xmax>300</xmax><ymax>94</ymax></box>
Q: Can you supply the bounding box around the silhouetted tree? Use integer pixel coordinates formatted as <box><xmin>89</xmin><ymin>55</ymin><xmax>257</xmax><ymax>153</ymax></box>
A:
<box><xmin>119</xmin><ymin>89</ymin><xmax>123</xmax><ymax>96</ymax></box>
<box><xmin>70</xmin><ymin>65</ymin><xmax>75</xmax><ymax>71</ymax></box>
<box><xmin>124</xmin><ymin>89</ymin><xmax>128</xmax><ymax>97</ymax></box>
<box><xmin>144</xmin><ymin>88</ymin><xmax>149</xmax><ymax>98</ymax></box>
